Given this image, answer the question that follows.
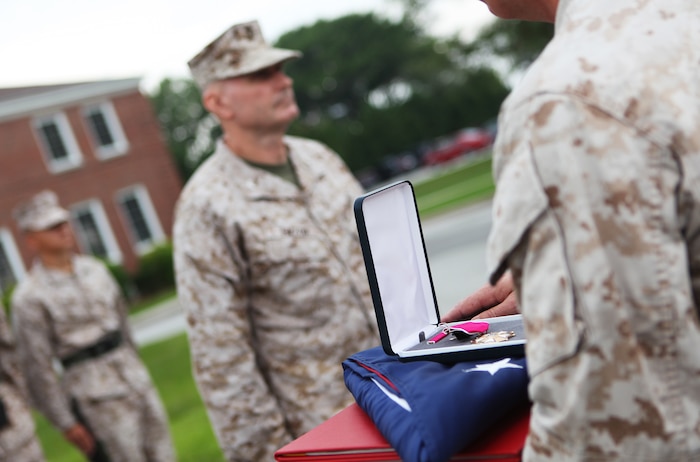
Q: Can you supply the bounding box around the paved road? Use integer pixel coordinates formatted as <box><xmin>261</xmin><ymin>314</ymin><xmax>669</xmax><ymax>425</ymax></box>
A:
<box><xmin>130</xmin><ymin>297</ymin><xmax>185</xmax><ymax>346</ymax></box>
<box><xmin>130</xmin><ymin>199</ymin><xmax>493</xmax><ymax>346</ymax></box>
<box><xmin>424</xmin><ymin>199</ymin><xmax>492</xmax><ymax>315</ymax></box>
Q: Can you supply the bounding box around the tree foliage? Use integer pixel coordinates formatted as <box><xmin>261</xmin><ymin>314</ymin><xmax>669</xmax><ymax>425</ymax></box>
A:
<box><xmin>275</xmin><ymin>13</ymin><xmax>450</xmax><ymax>120</ymax></box>
<box><xmin>466</xmin><ymin>20</ymin><xmax>554</xmax><ymax>72</ymax></box>
<box><xmin>149</xmin><ymin>78</ymin><xmax>214</xmax><ymax>180</ymax></box>
<box><xmin>278</xmin><ymin>13</ymin><xmax>509</xmax><ymax>172</ymax></box>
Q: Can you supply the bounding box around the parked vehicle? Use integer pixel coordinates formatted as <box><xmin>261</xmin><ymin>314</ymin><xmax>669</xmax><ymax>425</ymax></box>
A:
<box><xmin>376</xmin><ymin>151</ymin><xmax>421</xmax><ymax>181</ymax></box>
<box><xmin>422</xmin><ymin>127</ymin><xmax>493</xmax><ymax>166</ymax></box>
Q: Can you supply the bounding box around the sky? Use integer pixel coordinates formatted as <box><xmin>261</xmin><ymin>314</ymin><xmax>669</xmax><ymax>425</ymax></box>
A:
<box><xmin>0</xmin><ymin>0</ymin><xmax>495</xmax><ymax>92</ymax></box>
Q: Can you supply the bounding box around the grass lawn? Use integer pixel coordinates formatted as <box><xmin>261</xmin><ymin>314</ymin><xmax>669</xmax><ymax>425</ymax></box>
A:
<box><xmin>413</xmin><ymin>153</ymin><xmax>494</xmax><ymax>218</ymax></box>
<box><xmin>34</xmin><ymin>333</ymin><xmax>224</xmax><ymax>462</ymax></box>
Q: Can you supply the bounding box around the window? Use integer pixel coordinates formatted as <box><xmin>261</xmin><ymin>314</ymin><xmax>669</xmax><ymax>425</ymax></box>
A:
<box><xmin>70</xmin><ymin>200</ymin><xmax>122</xmax><ymax>263</ymax></box>
<box><xmin>83</xmin><ymin>101</ymin><xmax>129</xmax><ymax>159</ymax></box>
<box><xmin>33</xmin><ymin>112</ymin><xmax>83</xmax><ymax>173</ymax></box>
<box><xmin>116</xmin><ymin>186</ymin><xmax>165</xmax><ymax>254</ymax></box>
<box><xmin>0</xmin><ymin>229</ymin><xmax>26</xmax><ymax>293</ymax></box>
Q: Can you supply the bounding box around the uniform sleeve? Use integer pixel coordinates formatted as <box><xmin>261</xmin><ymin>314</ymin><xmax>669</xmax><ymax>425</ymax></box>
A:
<box><xmin>173</xmin><ymin>197</ymin><xmax>291</xmax><ymax>461</ymax></box>
<box><xmin>117</xmin><ymin>296</ymin><xmax>136</xmax><ymax>350</ymax></box>
<box><xmin>11</xmin><ymin>292</ymin><xmax>76</xmax><ymax>430</ymax></box>
<box><xmin>317</xmin><ymin>141</ymin><xmax>378</xmax><ymax>299</ymax></box>
<box><xmin>319</xmin><ymin>142</ymin><xmax>365</xmax><ymax>196</ymax></box>
<box><xmin>100</xmin><ymin>263</ymin><xmax>137</xmax><ymax>350</ymax></box>
<box><xmin>0</xmin><ymin>309</ymin><xmax>26</xmax><ymax>398</ymax></box>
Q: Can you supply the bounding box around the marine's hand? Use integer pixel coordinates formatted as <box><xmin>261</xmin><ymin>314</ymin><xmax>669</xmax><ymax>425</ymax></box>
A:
<box><xmin>442</xmin><ymin>272</ymin><xmax>517</xmax><ymax>322</ymax></box>
<box><xmin>64</xmin><ymin>423</ymin><xmax>95</xmax><ymax>456</ymax></box>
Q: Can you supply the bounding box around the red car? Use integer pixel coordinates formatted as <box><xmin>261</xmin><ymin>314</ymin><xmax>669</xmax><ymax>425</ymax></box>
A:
<box><xmin>423</xmin><ymin>128</ymin><xmax>493</xmax><ymax>166</ymax></box>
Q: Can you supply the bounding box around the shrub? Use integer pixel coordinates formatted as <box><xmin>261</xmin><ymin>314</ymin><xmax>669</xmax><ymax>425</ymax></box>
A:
<box><xmin>102</xmin><ymin>259</ymin><xmax>137</xmax><ymax>302</ymax></box>
<box><xmin>133</xmin><ymin>241</ymin><xmax>175</xmax><ymax>298</ymax></box>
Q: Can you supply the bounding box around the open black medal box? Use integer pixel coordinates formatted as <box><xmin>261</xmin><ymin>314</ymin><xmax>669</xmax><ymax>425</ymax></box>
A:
<box><xmin>354</xmin><ymin>180</ymin><xmax>526</xmax><ymax>363</ymax></box>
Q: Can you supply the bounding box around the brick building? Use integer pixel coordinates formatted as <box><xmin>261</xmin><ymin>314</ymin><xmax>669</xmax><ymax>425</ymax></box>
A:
<box><xmin>0</xmin><ymin>78</ymin><xmax>183</xmax><ymax>293</ymax></box>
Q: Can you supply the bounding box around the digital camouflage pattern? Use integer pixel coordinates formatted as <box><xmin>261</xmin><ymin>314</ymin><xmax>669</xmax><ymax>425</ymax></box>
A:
<box><xmin>188</xmin><ymin>20</ymin><xmax>301</xmax><ymax>89</ymax></box>
<box><xmin>173</xmin><ymin>136</ymin><xmax>378</xmax><ymax>462</ymax></box>
<box><xmin>487</xmin><ymin>0</ymin><xmax>700</xmax><ymax>460</ymax></box>
<box><xmin>0</xmin><ymin>308</ymin><xmax>44</xmax><ymax>461</ymax></box>
<box><xmin>12</xmin><ymin>255</ymin><xmax>174</xmax><ymax>462</ymax></box>
<box><xmin>12</xmin><ymin>190</ymin><xmax>69</xmax><ymax>233</ymax></box>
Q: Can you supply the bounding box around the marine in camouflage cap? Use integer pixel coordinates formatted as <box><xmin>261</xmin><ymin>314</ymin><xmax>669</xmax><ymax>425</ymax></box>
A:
<box><xmin>175</xmin><ymin>18</ymin><xmax>378</xmax><ymax>462</ymax></box>
<box><xmin>12</xmin><ymin>190</ymin><xmax>70</xmax><ymax>232</ymax></box>
<box><xmin>188</xmin><ymin>20</ymin><xmax>301</xmax><ymax>89</ymax></box>
<box><xmin>11</xmin><ymin>190</ymin><xmax>176</xmax><ymax>460</ymax></box>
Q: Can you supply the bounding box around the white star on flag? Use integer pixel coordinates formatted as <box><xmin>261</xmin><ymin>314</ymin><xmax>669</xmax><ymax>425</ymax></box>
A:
<box><xmin>462</xmin><ymin>358</ymin><xmax>524</xmax><ymax>376</ymax></box>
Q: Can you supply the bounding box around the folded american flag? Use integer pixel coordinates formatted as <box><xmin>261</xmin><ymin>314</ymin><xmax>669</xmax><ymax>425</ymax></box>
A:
<box><xmin>342</xmin><ymin>346</ymin><xmax>530</xmax><ymax>462</ymax></box>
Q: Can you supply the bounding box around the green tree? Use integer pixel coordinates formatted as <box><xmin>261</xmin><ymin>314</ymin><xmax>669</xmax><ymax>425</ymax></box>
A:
<box><xmin>464</xmin><ymin>20</ymin><xmax>555</xmax><ymax>73</ymax></box>
<box><xmin>150</xmin><ymin>78</ymin><xmax>217</xmax><ymax>180</ymax></box>
<box><xmin>276</xmin><ymin>13</ymin><xmax>509</xmax><ymax>172</ymax></box>
<box><xmin>276</xmin><ymin>13</ymin><xmax>452</xmax><ymax>120</ymax></box>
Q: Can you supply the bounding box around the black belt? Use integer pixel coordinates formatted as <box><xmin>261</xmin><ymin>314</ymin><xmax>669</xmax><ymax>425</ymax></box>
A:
<box><xmin>61</xmin><ymin>331</ymin><xmax>123</xmax><ymax>369</ymax></box>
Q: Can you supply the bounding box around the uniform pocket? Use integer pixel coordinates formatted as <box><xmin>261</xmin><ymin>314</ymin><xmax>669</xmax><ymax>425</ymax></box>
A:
<box><xmin>488</xmin><ymin>148</ymin><xmax>583</xmax><ymax>377</ymax></box>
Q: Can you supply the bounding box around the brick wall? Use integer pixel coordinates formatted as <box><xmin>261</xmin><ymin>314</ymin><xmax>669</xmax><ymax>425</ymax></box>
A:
<box><xmin>0</xmin><ymin>88</ymin><xmax>183</xmax><ymax>274</ymax></box>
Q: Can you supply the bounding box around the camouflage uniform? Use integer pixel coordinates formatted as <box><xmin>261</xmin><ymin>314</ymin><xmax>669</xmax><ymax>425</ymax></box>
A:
<box><xmin>173</xmin><ymin>136</ymin><xmax>377</xmax><ymax>461</ymax></box>
<box><xmin>0</xmin><ymin>308</ymin><xmax>44</xmax><ymax>462</ymax></box>
<box><xmin>12</xmin><ymin>255</ymin><xmax>175</xmax><ymax>462</ymax></box>
<box><xmin>486</xmin><ymin>0</ymin><xmax>700</xmax><ymax>460</ymax></box>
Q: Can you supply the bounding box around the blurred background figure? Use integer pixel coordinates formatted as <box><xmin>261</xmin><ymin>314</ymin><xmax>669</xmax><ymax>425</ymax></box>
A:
<box><xmin>11</xmin><ymin>190</ymin><xmax>175</xmax><ymax>462</ymax></box>
<box><xmin>173</xmin><ymin>20</ymin><xmax>377</xmax><ymax>461</ymax></box>
<box><xmin>0</xmin><ymin>301</ymin><xmax>45</xmax><ymax>461</ymax></box>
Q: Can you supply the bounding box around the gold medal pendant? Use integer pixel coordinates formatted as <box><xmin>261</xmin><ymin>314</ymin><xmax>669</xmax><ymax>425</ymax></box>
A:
<box><xmin>474</xmin><ymin>331</ymin><xmax>516</xmax><ymax>344</ymax></box>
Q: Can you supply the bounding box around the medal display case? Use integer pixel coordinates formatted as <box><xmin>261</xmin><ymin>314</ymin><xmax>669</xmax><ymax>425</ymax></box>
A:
<box><xmin>354</xmin><ymin>180</ymin><xmax>526</xmax><ymax>363</ymax></box>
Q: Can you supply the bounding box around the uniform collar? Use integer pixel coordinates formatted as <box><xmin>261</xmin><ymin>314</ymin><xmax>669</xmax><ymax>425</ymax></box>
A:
<box><xmin>32</xmin><ymin>254</ymin><xmax>82</xmax><ymax>285</ymax></box>
<box><xmin>215</xmin><ymin>138</ymin><xmax>325</xmax><ymax>200</ymax></box>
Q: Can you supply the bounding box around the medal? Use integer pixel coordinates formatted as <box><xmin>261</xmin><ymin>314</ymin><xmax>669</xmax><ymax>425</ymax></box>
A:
<box><xmin>474</xmin><ymin>330</ymin><xmax>516</xmax><ymax>344</ymax></box>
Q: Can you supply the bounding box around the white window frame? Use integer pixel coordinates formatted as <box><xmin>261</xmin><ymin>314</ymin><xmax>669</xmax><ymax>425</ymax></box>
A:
<box><xmin>115</xmin><ymin>185</ymin><xmax>165</xmax><ymax>255</ymax></box>
<box><xmin>32</xmin><ymin>112</ymin><xmax>83</xmax><ymax>173</ymax></box>
<box><xmin>0</xmin><ymin>228</ymin><xmax>26</xmax><ymax>290</ymax></box>
<box><xmin>70</xmin><ymin>199</ymin><xmax>123</xmax><ymax>264</ymax></box>
<box><xmin>82</xmin><ymin>101</ymin><xmax>129</xmax><ymax>160</ymax></box>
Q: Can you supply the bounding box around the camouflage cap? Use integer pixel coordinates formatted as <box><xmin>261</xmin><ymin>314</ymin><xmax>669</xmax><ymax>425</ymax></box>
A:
<box><xmin>188</xmin><ymin>20</ymin><xmax>302</xmax><ymax>89</ymax></box>
<box><xmin>13</xmin><ymin>190</ymin><xmax>70</xmax><ymax>232</ymax></box>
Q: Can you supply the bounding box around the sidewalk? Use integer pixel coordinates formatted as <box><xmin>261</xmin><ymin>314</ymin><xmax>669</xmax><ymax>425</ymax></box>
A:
<box><xmin>129</xmin><ymin>296</ymin><xmax>185</xmax><ymax>346</ymax></box>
